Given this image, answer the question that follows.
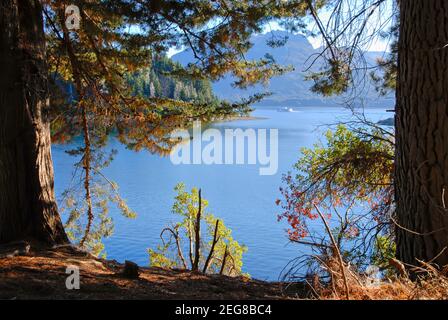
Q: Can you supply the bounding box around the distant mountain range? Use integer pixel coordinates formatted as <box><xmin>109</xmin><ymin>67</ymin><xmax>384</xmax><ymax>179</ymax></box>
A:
<box><xmin>173</xmin><ymin>31</ymin><xmax>394</xmax><ymax>108</ymax></box>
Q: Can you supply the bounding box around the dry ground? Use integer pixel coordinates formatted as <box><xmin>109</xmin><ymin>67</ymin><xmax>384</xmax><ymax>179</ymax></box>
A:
<box><xmin>0</xmin><ymin>245</ymin><xmax>300</xmax><ymax>300</ymax></box>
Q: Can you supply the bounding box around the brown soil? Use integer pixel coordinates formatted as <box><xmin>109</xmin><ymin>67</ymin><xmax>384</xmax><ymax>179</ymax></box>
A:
<box><xmin>0</xmin><ymin>245</ymin><xmax>300</xmax><ymax>300</ymax></box>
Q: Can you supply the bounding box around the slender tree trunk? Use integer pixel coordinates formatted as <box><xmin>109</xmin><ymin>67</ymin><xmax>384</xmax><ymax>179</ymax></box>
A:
<box><xmin>203</xmin><ymin>219</ymin><xmax>220</xmax><ymax>273</ymax></box>
<box><xmin>192</xmin><ymin>189</ymin><xmax>202</xmax><ymax>272</ymax></box>
<box><xmin>396</xmin><ymin>0</ymin><xmax>448</xmax><ymax>267</ymax></box>
<box><xmin>219</xmin><ymin>245</ymin><xmax>229</xmax><ymax>275</ymax></box>
<box><xmin>0</xmin><ymin>0</ymin><xmax>68</xmax><ymax>244</ymax></box>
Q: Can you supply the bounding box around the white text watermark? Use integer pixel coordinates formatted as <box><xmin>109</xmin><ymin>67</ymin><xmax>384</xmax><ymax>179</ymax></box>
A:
<box><xmin>170</xmin><ymin>121</ymin><xmax>279</xmax><ymax>176</ymax></box>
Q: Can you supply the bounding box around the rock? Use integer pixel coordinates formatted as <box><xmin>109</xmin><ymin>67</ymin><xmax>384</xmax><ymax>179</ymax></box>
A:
<box><xmin>122</xmin><ymin>260</ymin><xmax>139</xmax><ymax>279</ymax></box>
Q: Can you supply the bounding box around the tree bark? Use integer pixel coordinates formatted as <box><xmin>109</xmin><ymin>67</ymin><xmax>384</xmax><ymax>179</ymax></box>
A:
<box><xmin>219</xmin><ymin>245</ymin><xmax>229</xmax><ymax>275</ymax></box>
<box><xmin>203</xmin><ymin>219</ymin><xmax>220</xmax><ymax>273</ymax></box>
<box><xmin>192</xmin><ymin>189</ymin><xmax>202</xmax><ymax>272</ymax></box>
<box><xmin>396</xmin><ymin>0</ymin><xmax>448</xmax><ymax>267</ymax></box>
<box><xmin>0</xmin><ymin>0</ymin><xmax>68</xmax><ymax>244</ymax></box>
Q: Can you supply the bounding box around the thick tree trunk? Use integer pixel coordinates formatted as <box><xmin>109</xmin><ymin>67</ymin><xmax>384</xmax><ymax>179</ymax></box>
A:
<box><xmin>0</xmin><ymin>0</ymin><xmax>68</xmax><ymax>244</ymax></box>
<box><xmin>396</xmin><ymin>0</ymin><xmax>448</xmax><ymax>267</ymax></box>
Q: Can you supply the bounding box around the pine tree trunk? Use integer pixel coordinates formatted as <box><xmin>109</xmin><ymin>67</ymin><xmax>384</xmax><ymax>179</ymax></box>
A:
<box><xmin>0</xmin><ymin>0</ymin><xmax>68</xmax><ymax>244</ymax></box>
<box><xmin>396</xmin><ymin>0</ymin><xmax>448</xmax><ymax>267</ymax></box>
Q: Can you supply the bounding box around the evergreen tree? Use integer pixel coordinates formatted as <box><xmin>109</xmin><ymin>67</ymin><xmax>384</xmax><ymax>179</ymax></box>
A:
<box><xmin>297</xmin><ymin>0</ymin><xmax>448</xmax><ymax>268</ymax></box>
<box><xmin>0</xmin><ymin>0</ymin><xmax>308</xmax><ymax>246</ymax></box>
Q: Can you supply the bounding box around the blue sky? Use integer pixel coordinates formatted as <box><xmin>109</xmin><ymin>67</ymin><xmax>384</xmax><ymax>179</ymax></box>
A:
<box><xmin>167</xmin><ymin>5</ymin><xmax>393</xmax><ymax>58</ymax></box>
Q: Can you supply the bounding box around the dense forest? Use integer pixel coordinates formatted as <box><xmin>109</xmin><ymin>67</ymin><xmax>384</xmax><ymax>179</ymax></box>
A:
<box><xmin>126</xmin><ymin>56</ymin><xmax>216</xmax><ymax>103</ymax></box>
<box><xmin>54</xmin><ymin>56</ymin><xmax>217</xmax><ymax>110</ymax></box>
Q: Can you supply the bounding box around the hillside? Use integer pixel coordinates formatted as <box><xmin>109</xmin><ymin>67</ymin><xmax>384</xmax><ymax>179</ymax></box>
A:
<box><xmin>173</xmin><ymin>31</ymin><xmax>394</xmax><ymax>108</ymax></box>
<box><xmin>2</xmin><ymin>243</ymin><xmax>447</xmax><ymax>300</ymax></box>
<box><xmin>0</xmin><ymin>243</ymin><xmax>299</xmax><ymax>300</ymax></box>
<box><xmin>55</xmin><ymin>56</ymin><xmax>217</xmax><ymax>106</ymax></box>
<box><xmin>126</xmin><ymin>56</ymin><xmax>217</xmax><ymax>103</ymax></box>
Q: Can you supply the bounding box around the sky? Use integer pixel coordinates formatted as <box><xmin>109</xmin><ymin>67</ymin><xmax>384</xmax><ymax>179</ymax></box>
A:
<box><xmin>167</xmin><ymin>27</ymin><xmax>390</xmax><ymax>58</ymax></box>
<box><xmin>167</xmin><ymin>3</ymin><xmax>393</xmax><ymax>58</ymax></box>
<box><xmin>263</xmin><ymin>20</ymin><xmax>390</xmax><ymax>52</ymax></box>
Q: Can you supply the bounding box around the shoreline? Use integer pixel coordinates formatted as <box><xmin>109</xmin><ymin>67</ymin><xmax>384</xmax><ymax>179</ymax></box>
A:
<box><xmin>215</xmin><ymin>115</ymin><xmax>268</xmax><ymax>123</ymax></box>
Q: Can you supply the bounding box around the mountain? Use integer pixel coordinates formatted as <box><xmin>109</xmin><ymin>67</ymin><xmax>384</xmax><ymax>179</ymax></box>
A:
<box><xmin>173</xmin><ymin>31</ymin><xmax>394</xmax><ymax>108</ymax></box>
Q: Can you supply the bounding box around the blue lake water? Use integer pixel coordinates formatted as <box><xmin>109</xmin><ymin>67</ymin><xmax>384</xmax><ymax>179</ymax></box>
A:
<box><xmin>52</xmin><ymin>106</ymin><xmax>390</xmax><ymax>280</ymax></box>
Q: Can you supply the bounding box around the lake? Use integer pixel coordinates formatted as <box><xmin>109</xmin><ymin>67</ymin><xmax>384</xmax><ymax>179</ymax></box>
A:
<box><xmin>52</xmin><ymin>106</ymin><xmax>390</xmax><ymax>280</ymax></box>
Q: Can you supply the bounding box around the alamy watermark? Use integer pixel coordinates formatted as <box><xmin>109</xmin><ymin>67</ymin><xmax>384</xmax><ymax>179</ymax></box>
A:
<box><xmin>65</xmin><ymin>5</ymin><xmax>81</xmax><ymax>30</ymax></box>
<box><xmin>170</xmin><ymin>121</ymin><xmax>279</xmax><ymax>176</ymax></box>
<box><xmin>365</xmin><ymin>265</ymin><xmax>381</xmax><ymax>287</ymax></box>
<box><xmin>65</xmin><ymin>265</ymin><xmax>80</xmax><ymax>290</ymax></box>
